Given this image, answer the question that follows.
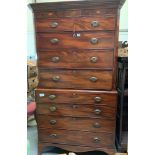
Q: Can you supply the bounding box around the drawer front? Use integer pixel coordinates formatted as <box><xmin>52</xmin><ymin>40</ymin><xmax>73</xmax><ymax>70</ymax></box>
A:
<box><xmin>37</xmin><ymin>32</ymin><xmax>114</xmax><ymax>49</ymax></box>
<box><xmin>35</xmin><ymin>8</ymin><xmax>115</xmax><ymax>19</ymax></box>
<box><xmin>38</xmin><ymin>129</ymin><xmax>114</xmax><ymax>147</ymax></box>
<box><xmin>36</xmin><ymin>17</ymin><xmax>115</xmax><ymax>32</ymax></box>
<box><xmin>35</xmin><ymin>89</ymin><xmax>117</xmax><ymax>108</ymax></box>
<box><xmin>38</xmin><ymin>50</ymin><xmax>113</xmax><ymax>69</ymax></box>
<box><xmin>37</xmin><ymin>103</ymin><xmax>116</xmax><ymax>119</ymax></box>
<box><xmin>36</xmin><ymin>115</ymin><xmax>115</xmax><ymax>133</ymax></box>
<box><xmin>38</xmin><ymin>69</ymin><xmax>113</xmax><ymax>90</ymax></box>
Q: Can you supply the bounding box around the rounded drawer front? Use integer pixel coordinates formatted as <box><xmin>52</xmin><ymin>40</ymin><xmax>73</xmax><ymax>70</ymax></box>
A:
<box><xmin>38</xmin><ymin>129</ymin><xmax>114</xmax><ymax>147</ymax></box>
<box><xmin>38</xmin><ymin>69</ymin><xmax>113</xmax><ymax>90</ymax></box>
<box><xmin>37</xmin><ymin>103</ymin><xmax>116</xmax><ymax>119</ymax></box>
<box><xmin>37</xmin><ymin>32</ymin><xmax>114</xmax><ymax>49</ymax></box>
<box><xmin>35</xmin><ymin>89</ymin><xmax>117</xmax><ymax>108</ymax></box>
<box><xmin>38</xmin><ymin>49</ymin><xmax>113</xmax><ymax>69</ymax></box>
<box><xmin>35</xmin><ymin>17</ymin><xmax>115</xmax><ymax>32</ymax></box>
<box><xmin>37</xmin><ymin>115</ymin><xmax>115</xmax><ymax>133</ymax></box>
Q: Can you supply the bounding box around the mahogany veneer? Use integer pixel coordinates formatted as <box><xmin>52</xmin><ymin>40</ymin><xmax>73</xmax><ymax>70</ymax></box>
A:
<box><xmin>29</xmin><ymin>0</ymin><xmax>125</xmax><ymax>155</ymax></box>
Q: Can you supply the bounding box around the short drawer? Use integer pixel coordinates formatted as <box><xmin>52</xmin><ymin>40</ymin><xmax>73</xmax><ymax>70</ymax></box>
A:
<box><xmin>38</xmin><ymin>49</ymin><xmax>113</xmax><ymax>69</ymax></box>
<box><xmin>38</xmin><ymin>129</ymin><xmax>114</xmax><ymax>147</ymax></box>
<box><xmin>36</xmin><ymin>32</ymin><xmax>114</xmax><ymax>49</ymax></box>
<box><xmin>35</xmin><ymin>89</ymin><xmax>117</xmax><ymax>108</ymax></box>
<box><xmin>38</xmin><ymin>69</ymin><xmax>113</xmax><ymax>90</ymax></box>
<box><xmin>36</xmin><ymin>115</ymin><xmax>115</xmax><ymax>133</ymax></box>
<box><xmin>35</xmin><ymin>17</ymin><xmax>115</xmax><ymax>32</ymax></box>
<box><xmin>37</xmin><ymin>103</ymin><xmax>116</xmax><ymax>119</ymax></box>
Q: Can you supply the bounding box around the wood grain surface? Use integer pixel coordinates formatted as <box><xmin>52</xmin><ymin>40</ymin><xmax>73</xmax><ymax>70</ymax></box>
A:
<box><xmin>37</xmin><ymin>103</ymin><xmax>116</xmax><ymax>119</ymax></box>
<box><xmin>29</xmin><ymin>0</ymin><xmax>125</xmax><ymax>154</ymax></box>
<box><xmin>38</xmin><ymin>69</ymin><xmax>113</xmax><ymax>90</ymax></box>
<box><xmin>35</xmin><ymin>17</ymin><xmax>115</xmax><ymax>32</ymax></box>
<box><xmin>35</xmin><ymin>88</ymin><xmax>117</xmax><ymax>107</ymax></box>
<box><xmin>37</xmin><ymin>49</ymin><xmax>114</xmax><ymax>69</ymax></box>
<box><xmin>36</xmin><ymin>32</ymin><xmax>115</xmax><ymax>49</ymax></box>
<box><xmin>38</xmin><ymin>129</ymin><xmax>114</xmax><ymax>148</ymax></box>
<box><xmin>36</xmin><ymin>115</ymin><xmax>115</xmax><ymax>133</ymax></box>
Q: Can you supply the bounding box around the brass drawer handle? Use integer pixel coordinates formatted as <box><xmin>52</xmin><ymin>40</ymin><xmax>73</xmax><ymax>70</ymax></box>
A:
<box><xmin>50</xmin><ymin>120</ymin><xmax>57</xmax><ymax>125</ymax></box>
<box><xmin>49</xmin><ymin>94</ymin><xmax>56</xmax><ymax>100</ymax></box>
<box><xmin>94</xmin><ymin>96</ymin><xmax>102</xmax><ymax>103</ymax></box>
<box><xmin>93</xmin><ymin>122</ymin><xmax>101</xmax><ymax>128</ymax></box>
<box><xmin>89</xmin><ymin>77</ymin><xmax>98</xmax><ymax>82</ymax></box>
<box><xmin>50</xmin><ymin>22</ymin><xmax>58</xmax><ymax>28</ymax></box>
<box><xmin>51</xmin><ymin>56</ymin><xmax>60</xmax><ymax>63</ymax></box>
<box><xmin>49</xmin><ymin>134</ymin><xmax>57</xmax><ymax>138</ymax></box>
<box><xmin>52</xmin><ymin>76</ymin><xmax>60</xmax><ymax>82</ymax></box>
<box><xmin>50</xmin><ymin>38</ymin><xmax>59</xmax><ymax>44</ymax></box>
<box><xmin>93</xmin><ymin>137</ymin><xmax>100</xmax><ymax>143</ymax></box>
<box><xmin>91</xmin><ymin>21</ymin><xmax>100</xmax><ymax>27</ymax></box>
<box><xmin>90</xmin><ymin>56</ymin><xmax>98</xmax><ymax>63</ymax></box>
<box><xmin>94</xmin><ymin>109</ymin><xmax>102</xmax><ymax>115</ymax></box>
<box><xmin>90</xmin><ymin>38</ymin><xmax>98</xmax><ymax>44</ymax></box>
<box><xmin>49</xmin><ymin>105</ymin><xmax>57</xmax><ymax>112</ymax></box>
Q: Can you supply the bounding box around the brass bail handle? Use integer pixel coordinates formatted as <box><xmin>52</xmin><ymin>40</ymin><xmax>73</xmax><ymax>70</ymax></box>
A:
<box><xmin>90</xmin><ymin>38</ymin><xmax>98</xmax><ymax>44</ymax></box>
<box><xmin>94</xmin><ymin>109</ymin><xmax>102</xmax><ymax>115</ymax></box>
<box><xmin>51</xmin><ymin>56</ymin><xmax>60</xmax><ymax>63</ymax></box>
<box><xmin>90</xmin><ymin>56</ymin><xmax>98</xmax><ymax>63</ymax></box>
<box><xmin>49</xmin><ymin>105</ymin><xmax>57</xmax><ymax>112</ymax></box>
<box><xmin>50</xmin><ymin>38</ymin><xmax>59</xmax><ymax>44</ymax></box>
<box><xmin>49</xmin><ymin>94</ymin><xmax>56</xmax><ymax>100</ymax></box>
<box><xmin>52</xmin><ymin>76</ymin><xmax>60</xmax><ymax>82</ymax></box>
<box><xmin>94</xmin><ymin>96</ymin><xmax>102</xmax><ymax>103</ymax></box>
<box><xmin>50</xmin><ymin>120</ymin><xmax>57</xmax><ymax>125</ymax></box>
<box><xmin>89</xmin><ymin>77</ymin><xmax>98</xmax><ymax>82</ymax></box>
<box><xmin>50</xmin><ymin>22</ymin><xmax>59</xmax><ymax>28</ymax></box>
<box><xmin>93</xmin><ymin>137</ymin><xmax>100</xmax><ymax>143</ymax></box>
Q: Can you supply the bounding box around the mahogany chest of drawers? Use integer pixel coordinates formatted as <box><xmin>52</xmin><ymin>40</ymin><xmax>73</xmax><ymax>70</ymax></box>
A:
<box><xmin>29</xmin><ymin>0</ymin><xmax>125</xmax><ymax>155</ymax></box>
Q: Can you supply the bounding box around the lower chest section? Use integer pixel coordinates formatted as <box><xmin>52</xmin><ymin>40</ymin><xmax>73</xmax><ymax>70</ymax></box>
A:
<box><xmin>35</xmin><ymin>89</ymin><xmax>117</xmax><ymax>147</ymax></box>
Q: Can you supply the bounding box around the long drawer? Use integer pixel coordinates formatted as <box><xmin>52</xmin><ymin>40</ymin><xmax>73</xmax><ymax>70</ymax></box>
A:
<box><xmin>36</xmin><ymin>32</ymin><xmax>114</xmax><ymax>49</ymax></box>
<box><xmin>38</xmin><ymin>129</ymin><xmax>114</xmax><ymax>147</ymax></box>
<box><xmin>35</xmin><ymin>17</ymin><xmax>115</xmax><ymax>32</ymax></box>
<box><xmin>38</xmin><ymin>49</ymin><xmax>113</xmax><ymax>69</ymax></box>
<box><xmin>38</xmin><ymin>69</ymin><xmax>113</xmax><ymax>90</ymax></box>
<box><xmin>35</xmin><ymin>8</ymin><xmax>116</xmax><ymax>19</ymax></box>
<box><xmin>35</xmin><ymin>89</ymin><xmax>117</xmax><ymax>108</ymax></box>
<box><xmin>36</xmin><ymin>115</ymin><xmax>115</xmax><ymax>133</ymax></box>
<box><xmin>37</xmin><ymin>103</ymin><xmax>116</xmax><ymax>119</ymax></box>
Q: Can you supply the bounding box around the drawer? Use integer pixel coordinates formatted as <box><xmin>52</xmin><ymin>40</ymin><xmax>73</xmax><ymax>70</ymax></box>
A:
<box><xmin>38</xmin><ymin>129</ymin><xmax>114</xmax><ymax>147</ymax></box>
<box><xmin>35</xmin><ymin>8</ymin><xmax>115</xmax><ymax>19</ymax></box>
<box><xmin>38</xmin><ymin>49</ymin><xmax>113</xmax><ymax>69</ymax></box>
<box><xmin>37</xmin><ymin>103</ymin><xmax>116</xmax><ymax>119</ymax></box>
<box><xmin>36</xmin><ymin>115</ymin><xmax>115</xmax><ymax>133</ymax></box>
<box><xmin>36</xmin><ymin>32</ymin><xmax>114</xmax><ymax>49</ymax></box>
<box><xmin>38</xmin><ymin>69</ymin><xmax>113</xmax><ymax>90</ymax></box>
<box><xmin>35</xmin><ymin>89</ymin><xmax>117</xmax><ymax>108</ymax></box>
<box><xmin>35</xmin><ymin>17</ymin><xmax>115</xmax><ymax>32</ymax></box>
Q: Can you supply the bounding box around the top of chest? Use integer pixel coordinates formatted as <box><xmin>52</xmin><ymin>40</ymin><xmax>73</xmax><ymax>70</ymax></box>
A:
<box><xmin>29</xmin><ymin>0</ymin><xmax>126</xmax><ymax>13</ymax></box>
